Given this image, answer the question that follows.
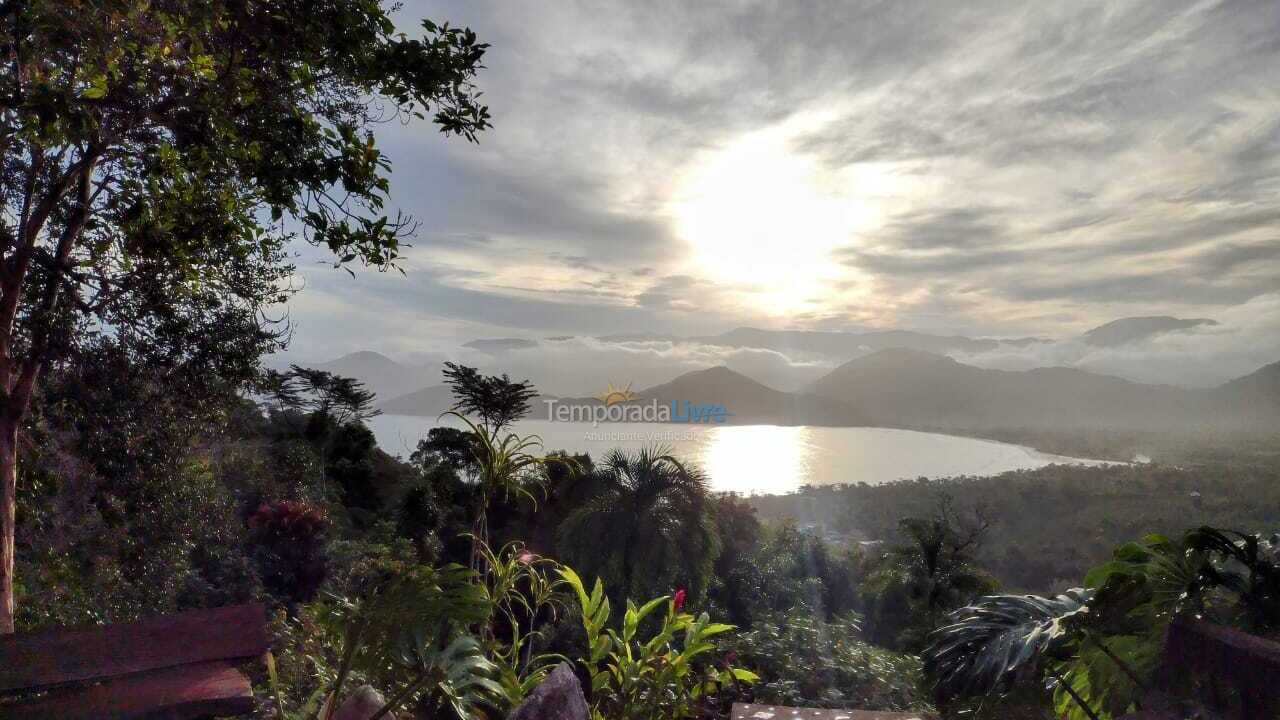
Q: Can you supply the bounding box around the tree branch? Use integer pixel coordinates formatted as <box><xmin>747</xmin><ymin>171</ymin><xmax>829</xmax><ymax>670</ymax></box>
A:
<box><xmin>9</xmin><ymin>154</ymin><xmax>95</xmax><ymax>418</ymax></box>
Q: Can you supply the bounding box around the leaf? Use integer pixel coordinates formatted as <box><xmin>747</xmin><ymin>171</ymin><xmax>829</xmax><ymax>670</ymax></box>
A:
<box><xmin>83</xmin><ymin>74</ymin><xmax>109</xmax><ymax>99</ymax></box>
<box><xmin>923</xmin><ymin>589</ymin><xmax>1094</xmax><ymax>701</ymax></box>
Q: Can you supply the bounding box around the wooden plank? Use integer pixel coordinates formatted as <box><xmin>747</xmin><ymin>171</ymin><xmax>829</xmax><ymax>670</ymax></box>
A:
<box><xmin>0</xmin><ymin>603</ymin><xmax>267</xmax><ymax>692</ymax></box>
<box><xmin>1171</xmin><ymin>615</ymin><xmax>1280</xmax><ymax>667</ymax></box>
<box><xmin>0</xmin><ymin>661</ymin><xmax>254</xmax><ymax>720</ymax></box>
<box><xmin>731</xmin><ymin>703</ymin><xmax>930</xmax><ymax>720</ymax></box>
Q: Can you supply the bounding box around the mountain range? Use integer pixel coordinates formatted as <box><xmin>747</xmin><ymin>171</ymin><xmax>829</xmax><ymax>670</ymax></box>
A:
<box><xmin>365</xmin><ymin>347</ymin><xmax>1280</xmax><ymax>435</ymax></box>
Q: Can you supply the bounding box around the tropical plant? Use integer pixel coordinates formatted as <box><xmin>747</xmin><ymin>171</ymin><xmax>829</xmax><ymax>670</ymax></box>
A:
<box><xmin>269</xmin><ymin>563</ymin><xmax>499</xmax><ymax>720</ymax></box>
<box><xmin>558</xmin><ymin>446</ymin><xmax>720</xmax><ymax>601</ymax></box>
<box><xmin>474</xmin><ymin>541</ymin><xmax>570</xmax><ymax>705</ymax></box>
<box><xmin>380</xmin><ymin>632</ymin><xmax>501</xmax><ymax>720</ymax></box>
<box><xmin>924</xmin><ymin>526</ymin><xmax>1280</xmax><ymax>720</ymax></box>
<box><xmin>1183</xmin><ymin>527</ymin><xmax>1280</xmax><ymax>633</ymax></box>
<box><xmin>444</xmin><ymin>413</ymin><xmax>571</xmax><ymax>568</ymax></box>
<box><xmin>924</xmin><ymin>590</ymin><xmax>1093</xmax><ymax>702</ymax></box>
<box><xmin>864</xmin><ymin>497</ymin><xmax>998</xmax><ymax>649</ymax></box>
<box><xmin>561</xmin><ymin>567</ymin><xmax>757</xmax><ymax>720</ymax></box>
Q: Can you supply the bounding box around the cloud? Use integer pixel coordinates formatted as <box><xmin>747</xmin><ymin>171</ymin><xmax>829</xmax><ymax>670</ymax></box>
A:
<box><xmin>471</xmin><ymin>336</ymin><xmax>833</xmax><ymax>396</ymax></box>
<box><xmin>275</xmin><ymin>0</ymin><xmax>1280</xmax><ymax>376</ymax></box>
<box><xmin>953</xmin><ymin>293</ymin><xmax>1280</xmax><ymax>387</ymax></box>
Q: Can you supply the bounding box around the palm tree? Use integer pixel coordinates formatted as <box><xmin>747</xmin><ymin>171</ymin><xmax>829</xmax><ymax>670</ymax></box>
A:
<box><xmin>864</xmin><ymin>499</ymin><xmax>998</xmax><ymax>649</ymax></box>
<box><xmin>557</xmin><ymin>446</ymin><xmax>720</xmax><ymax>601</ymax></box>
<box><xmin>444</xmin><ymin>412</ymin><xmax>568</xmax><ymax>571</ymax></box>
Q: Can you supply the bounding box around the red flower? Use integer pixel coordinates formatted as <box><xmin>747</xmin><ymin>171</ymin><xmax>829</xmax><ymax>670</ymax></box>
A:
<box><xmin>672</xmin><ymin>588</ymin><xmax>687</xmax><ymax>612</ymax></box>
<box><xmin>516</xmin><ymin>551</ymin><xmax>536</xmax><ymax>565</ymax></box>
<box><xmin>723</xmin><ymin>651</ymin><xmax>738</xmax><ymax>666</ymax></box>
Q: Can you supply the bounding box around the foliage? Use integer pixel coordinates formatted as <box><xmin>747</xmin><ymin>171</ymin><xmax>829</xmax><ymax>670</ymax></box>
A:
<box><xmin>271</xmin><ymin>563</ymin><xmax>499</xmax><ymax>719</ymax></box>
<box><xmin>561</xmin><ymin>567</ymin><xmax>756</xmax><ymax>720</ymax></box>
<box><xmin>925</xmin><ymin>525</ymin><xmax>1280</xmax><ymax>720</ymax></box>
<box><xmin>923</xmin><ymin>589</ymin><xmax>1093</xmax><ymax>701</ymax></box>
<box><xmin>275</xmin><ymin>366</ymin><xmax>383</xmax><ymax>427</ymax></box>
<box><xmin>443</xmin><ymin>362</ymin><xmax>538</xmax><ymax>433</ymax></box>
<box><xmin>558</xmin><ymin>446</ymin><xmax>719</xmax><ymax>601</ymax></box>
<box><xmin>709</xmin><ymin>519</ymin><xmax>869</xmax><ymax>631</ymax></box>
<box><xmin>268</xmin><ymin>539</ymin><xmax>575</xmax><ymax>719</ymax></box>
<box><xmin>384</xmin><ymin>632</ymin><xmax>501</xmax><ymax>720</ymax></box>
<box><xmin>1183</xmin><ymin>526</ymin><xmax>1280</xmax><ymax>633</ymax></box>
<box><xmin>751</xmin><ymin>461</ymin><xmax>1280</xmax><ymax>593</ymax></box>
<box><xmin>15</xmin><ymin>344</ymin><xmax>260</xmax><ymax>629</ymax></box>
<box><xmin>248</xmin><ymin>500</ymin><xmax>330</xmax><ymax>606</ymax></box>
<box><xmin>862</xmin><ymin>496</ymin><xmax>998</xmax><ymax>649</ymax></box>
<box><xmin>445</xmin><ymin>412</ymin><xmax>571</xmax><ymax>567</ymax></box>
<box><xmin>475</xmin><ymin>541</ymin><xmax>570</xmax><ymax>705</ymax></box>
<box><xmin>413</xmin><ymin>426</ymin><xmax>481</xmax><ymax>479</ymax></box>
<box><xmin>0</xmin><ymin>0</ymin><xmax>491</xmax><ymax>631</ymax></box>
<box><xmin>731</xmin><ymin>607</ymin><xmax>928</xmax><ymax>711</ymax></box>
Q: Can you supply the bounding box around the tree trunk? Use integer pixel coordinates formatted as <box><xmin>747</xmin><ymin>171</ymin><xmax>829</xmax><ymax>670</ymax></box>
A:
<box><xmin>0</xmin><ymin>416</ymin><xmax>18</xmax><ymax>634</ymax></box>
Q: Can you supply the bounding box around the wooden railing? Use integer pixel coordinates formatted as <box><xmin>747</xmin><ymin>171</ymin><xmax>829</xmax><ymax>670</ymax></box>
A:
<box><xmin>0</xmin><ymin>603</ymin><xmax>268</xmax><ymax>719</ymax></box>
<box><xmin>1142</xmin><ymin>614</ymin><xmax>1280</xmax><ymax>719</ymax></box>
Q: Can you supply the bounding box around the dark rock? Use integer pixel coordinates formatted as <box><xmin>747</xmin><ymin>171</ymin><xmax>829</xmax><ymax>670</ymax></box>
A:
<box><xmin>507</xmin><ymin>663</ymin><xmax>589</xmax><ymax>720</ymax></box>
<box><xmin>333</xmin><ymin>685</ymin><xmax>387</xmax><ymax>720</ymax></box>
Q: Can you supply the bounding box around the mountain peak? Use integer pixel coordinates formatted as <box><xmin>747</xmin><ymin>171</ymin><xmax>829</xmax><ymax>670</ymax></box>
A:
<box><xmin>326</xmin><ymin>350</ymin><xmax>396</xmax><ymax>364</ymax></box>
<box><xmin>642</xmin><ymin>365</ymin><xmax>778</xmax><ymax>394</ymax></box>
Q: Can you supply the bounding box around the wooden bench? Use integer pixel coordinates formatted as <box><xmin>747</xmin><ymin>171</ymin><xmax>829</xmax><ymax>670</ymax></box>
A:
<box><xmin>0</xmin><ymin>603</ymin><xmax>268</xmax><ymax>720</ymax></box>
<box><xmin>1121</xmin><ymin>614</ymin><xmax>1280</xmax><ymax>720</ymax></box>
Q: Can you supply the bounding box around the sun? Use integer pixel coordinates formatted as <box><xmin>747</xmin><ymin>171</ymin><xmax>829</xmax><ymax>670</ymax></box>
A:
<box><xmin>667</xmin><ymin>116</ymin><xmax>894</xmax><ymax>314</ymax></box>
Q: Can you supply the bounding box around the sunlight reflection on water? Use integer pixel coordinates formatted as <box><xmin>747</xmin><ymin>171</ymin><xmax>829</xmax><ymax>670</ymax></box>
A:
<box><xmin>368</xmin><ymin>416</ymin><xmax>1113</xmax><ymax>495</ymax></box>
<box><xmin>701</xmin><ymin>425</ymin><xmax>815</xmax><ymax>495</ymax></box>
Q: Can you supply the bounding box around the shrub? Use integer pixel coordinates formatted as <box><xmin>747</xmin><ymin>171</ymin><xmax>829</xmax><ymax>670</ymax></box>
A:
<box><xmin>248</xmin><ymin>500</ymin><xmax>330</xmax><ymax>605</ymax></box>
<box><xmin>562</xmin><ymin>568</ymin><xmax>757</xmax><ymax>720</ymax></box>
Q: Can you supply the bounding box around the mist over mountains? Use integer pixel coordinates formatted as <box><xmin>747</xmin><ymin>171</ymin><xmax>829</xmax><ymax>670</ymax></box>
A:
<box><xmin>282</xmin><ymin>310</ymin><xmax>1279</xmax><ymax>398</ymax></box>
<box><xmin>283</xmin><ymin>313</ymin><xmax>1280</xmax><ymax>443</ymax></box>
<box><xmin>362</xmin><ymin>348</ymin><xmax>1279</xmax><ymax>435</ymax></box>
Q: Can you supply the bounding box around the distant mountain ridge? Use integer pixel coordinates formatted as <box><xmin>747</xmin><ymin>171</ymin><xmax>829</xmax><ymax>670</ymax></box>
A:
<box><xmin>378</xmin><ymin>350</ymin><xmax>1279</xmax><ymax>436</ymax></box>
<box><xmin>378</xmin><ymin>384</ymin><xmax>453</xmax><ymax>416</ymax></box>
<box><xmin>286</xmin><ymin>351</ymin><xmax>435</xmax><ymax>403</ymax></box>
<box><xmin>805</xmin><ymin>348</ymin><xmax>1276</xmax><ymax>433</ymax></box>
<box><xmin>297</xmin><ymin>312</ymin><xmax>1276</xmax><ymax>436</ymax></box>
<box><xmin>519</xmin><ymin>366</ymin><xmax>863</xmax><ymax>426</ymax></box>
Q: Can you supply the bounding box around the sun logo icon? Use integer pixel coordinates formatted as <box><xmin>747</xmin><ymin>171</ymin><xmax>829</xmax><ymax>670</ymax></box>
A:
<box><xmin>595</xmin><ymin>381</ymin><xmax>638</xmax><ymax>406</ymax></box>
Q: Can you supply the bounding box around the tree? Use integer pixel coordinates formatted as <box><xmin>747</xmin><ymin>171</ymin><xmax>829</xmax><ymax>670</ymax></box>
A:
<box><xmin>443</xmin><ymin>413</ymin><xmax>565</xmax><ymax>571</ymax></box>
<box><xmin>557</xmin><ymin>446</ymin><xmax>720</xmax><ymax>601</ymax></box>
<box><xmin>289</xmin><ymin>365</ymin><xmax>381</xmax><ymax>427</ymax></box>
<box><xmin>442</xmin><ymin>362</ymin><xmax>537</xmax><ymax>433</ymax></box>
<box><xmin>413</xmin><ymin>425</ymin><xmax>480</xmax><ymax>479</ymax></box>
<box><xmin>17</xmin><ymin>339</ymin><xmax>260</xmax><ymax>628</ymax></box>
<box><xmin>0</xmin><ymin>1</ymin><xmax>490</xmax><ymax>632</ymax></box>
<box><xmin>863</xmin><ymin>495</ymin><xmax>998</xmax><ymax>649</ymax></box>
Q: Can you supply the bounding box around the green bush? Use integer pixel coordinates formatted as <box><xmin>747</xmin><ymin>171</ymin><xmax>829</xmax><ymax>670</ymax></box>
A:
<box><xmin>731</xmin><ymin>607</ymin><xmax>929</xmax><ymax>712</ymax></box>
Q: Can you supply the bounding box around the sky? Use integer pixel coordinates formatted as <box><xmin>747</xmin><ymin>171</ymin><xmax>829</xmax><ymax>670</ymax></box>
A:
<box><xmin>281</xmin><ymin>0</ymin><xmax>1280</xmax><ymax>391</ymax></box>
